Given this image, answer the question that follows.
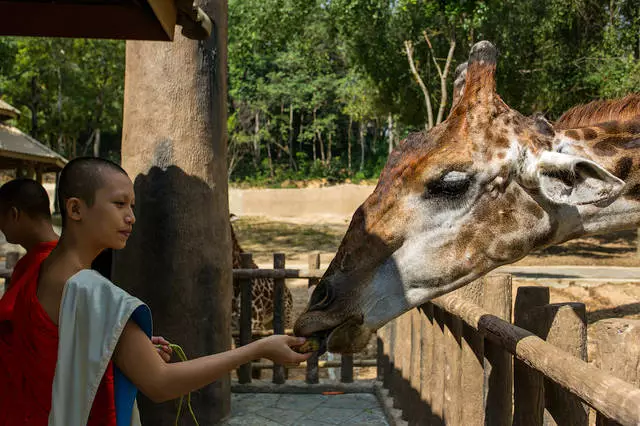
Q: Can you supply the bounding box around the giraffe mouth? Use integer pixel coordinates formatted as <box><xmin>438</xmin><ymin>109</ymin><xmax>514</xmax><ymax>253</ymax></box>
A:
<box><xmin>295</xmin><ymin>313</ymin><xmax>372</xmax><ymax>354</ymax></box>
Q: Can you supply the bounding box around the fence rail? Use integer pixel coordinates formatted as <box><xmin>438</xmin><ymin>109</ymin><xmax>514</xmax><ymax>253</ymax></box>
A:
<box><xmin>233</xmin><ymin>252</ymin><xmax>363</xmax><ymax>385</ymax></box>
<box><xmin>378</xmin><ymin>274</ymin><xmax>640</xmax><ymax>426</ymax></box>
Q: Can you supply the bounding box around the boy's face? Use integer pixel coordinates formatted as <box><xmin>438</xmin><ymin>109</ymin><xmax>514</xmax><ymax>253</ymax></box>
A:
<box><xmin>81</xmin><ymin>169</ymin><xmax>136</xmax><ymax>250</ymax></box>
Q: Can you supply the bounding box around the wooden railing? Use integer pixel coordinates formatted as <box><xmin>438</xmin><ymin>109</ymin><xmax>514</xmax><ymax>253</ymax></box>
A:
<box><xmin>377</xmin><ymin>274</ymin><xmax>640</xmax><ymax>426</ymax></box>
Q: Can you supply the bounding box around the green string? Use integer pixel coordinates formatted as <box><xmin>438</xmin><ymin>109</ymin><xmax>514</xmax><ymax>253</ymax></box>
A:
<box><xmin>166</xmin><ymin>343</ymin><xmax>200</xmax><ymax>426</ymax></box>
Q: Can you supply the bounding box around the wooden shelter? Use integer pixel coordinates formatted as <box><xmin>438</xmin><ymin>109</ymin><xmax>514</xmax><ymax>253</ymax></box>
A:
<box><xmin>0</xmin><ymin>100</ymin><xmax>67</xmax><ymax>182</ymax></box>
<box><xmin>0</xmin><ymin>0</ymin><xmax>212</xmax><ymax>41</ymax></box>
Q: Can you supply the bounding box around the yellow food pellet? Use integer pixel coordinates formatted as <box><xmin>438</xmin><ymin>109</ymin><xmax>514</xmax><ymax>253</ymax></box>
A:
<box><xmin>295</xmin><ymin>337</ymin><xmax>321</xmax><ymax>353</ymax></box>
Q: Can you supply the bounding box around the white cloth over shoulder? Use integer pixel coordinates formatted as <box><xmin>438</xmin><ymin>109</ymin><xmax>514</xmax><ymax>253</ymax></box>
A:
<box><xmin>49</xmin><ymin>269</ymin><xmax>152</xmax><ymax>426</ymax></box>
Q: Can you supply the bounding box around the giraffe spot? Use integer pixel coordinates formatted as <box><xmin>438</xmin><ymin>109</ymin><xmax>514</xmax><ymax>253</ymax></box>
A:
<box><xmin>565</xmin><ymin>129</ymin><xmax>580</xmax><ymax>140</ymax></box>
<box><xmin>624</xmin><ymin>120</ymin><xmax>640</xmax><ymax>134</ymax></box>
<box><xmin>624</xmin><ymin>184</ymin><xmax>640</xmax><ymax>200</ymax></box>
<box><xmin>495</xmin><ymin>135</ymin><xmax>509</xmax><ymax>148</ymax></box>
<box><xmin>593</xmin><ymin>141</ymin><xmax>616</xmax><ymax>156</ymax></box>
<box><xmin>583</xmin><ymin>128</ymin><xmax>598</xmax><ymax>140</ymax></box>
<box><xmin>597</xmin><ymin>121</ymin><xmax>620</xmax><ymax>134</ymax></box>
<box><xmin>497</xmin><ymin>152</ymin><xmax>506</xmax><ymax>159</ymax></box>
<box><xmin>615</xmin><ymin>157</ymin><xmax>633</xmax><ymax>180</ymax></box>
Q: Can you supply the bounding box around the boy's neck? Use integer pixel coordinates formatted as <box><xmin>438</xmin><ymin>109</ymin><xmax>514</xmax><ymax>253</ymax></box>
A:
<box><xmin>55</xmin><ymin>232</ymin><xmax>103</xmax><ymax>270</ymax></box>
<box><xmin>22</xmin><ymin>220</ymin><xmax>59</xmax><ymax>252</ymax></box>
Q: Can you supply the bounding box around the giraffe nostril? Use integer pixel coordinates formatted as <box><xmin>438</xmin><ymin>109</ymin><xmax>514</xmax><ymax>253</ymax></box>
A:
<box><xmin>308</xmin><ymin>282</ymin><xmax>335</xmax><ymax>311</ymax></box>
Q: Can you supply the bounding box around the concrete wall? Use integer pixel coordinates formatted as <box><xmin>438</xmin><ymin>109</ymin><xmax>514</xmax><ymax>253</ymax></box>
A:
<box><xmin>229</xmin><ymin>184</ymin><xmax>375</xmax><ymax>218</ymax></box>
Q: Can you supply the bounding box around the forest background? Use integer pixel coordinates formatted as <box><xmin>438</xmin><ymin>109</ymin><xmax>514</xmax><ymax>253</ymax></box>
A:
<box><xmin>0</xmin><ymin>0</ymin><xmax>638</xmax><ymax>187</ymax></box>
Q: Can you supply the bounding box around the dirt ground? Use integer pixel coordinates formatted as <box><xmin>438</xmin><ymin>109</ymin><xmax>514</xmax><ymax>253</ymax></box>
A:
<box><xmin>233</xmin><ymin>214</ymin><xmax>640</xmax><ymax>378</ymax></box>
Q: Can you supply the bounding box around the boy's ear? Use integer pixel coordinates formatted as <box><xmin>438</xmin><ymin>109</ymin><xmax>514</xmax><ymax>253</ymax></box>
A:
<box><xmin>10</xmin><ymin>207</ymin><xmax>20</xmax><ymax>221</ymax></box>
<box><xmin>66</xmin><ymin>198</ymin><xmax>83</xmax><ymax>222</ymax></box>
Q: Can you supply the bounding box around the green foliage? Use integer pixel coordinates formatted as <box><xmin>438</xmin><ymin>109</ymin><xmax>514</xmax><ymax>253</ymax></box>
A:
<box><xmin>2</xmin><ymin>1</ymin><xmax>639</xmax><ymax>187</ymax></box>
<box><xmin>0</xmin><ymin>37</ymin><xmax>125</xmax><ymax>159</ymax></box>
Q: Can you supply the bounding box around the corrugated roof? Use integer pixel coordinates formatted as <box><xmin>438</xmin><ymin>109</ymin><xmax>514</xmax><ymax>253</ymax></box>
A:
<box><xmin>0</xmin><ymin>99</ymin><xmax>20</xmax><ymax>121</ymax></box>
<box><xmin>0</xmin><ymin>123</ymin><xmax>67</xmax><ymax>170</ymax></box>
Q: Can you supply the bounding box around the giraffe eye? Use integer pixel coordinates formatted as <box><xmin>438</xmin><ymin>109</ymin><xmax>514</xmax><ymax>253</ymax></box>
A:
<box><xmin>424</xmin><ymin>171</ymin><xmax>472</xmax><ymax>198</ymax></box>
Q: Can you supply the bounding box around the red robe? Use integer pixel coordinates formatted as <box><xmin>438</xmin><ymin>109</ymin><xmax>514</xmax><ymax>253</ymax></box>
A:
<box><xmin>0</xmin><ymin>241</ymin><xmax>117</xmax><ymax>425</ymax></box>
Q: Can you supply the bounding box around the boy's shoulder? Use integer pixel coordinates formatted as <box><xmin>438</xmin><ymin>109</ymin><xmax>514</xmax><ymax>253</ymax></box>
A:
<box><xmin>65</xmin><ymin>269</ymin><xmax>143</xmax><ymax>311</ymax></box>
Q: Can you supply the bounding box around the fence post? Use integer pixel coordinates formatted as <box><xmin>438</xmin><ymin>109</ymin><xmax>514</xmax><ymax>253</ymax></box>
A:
<box><xmin>456</xmin><ymin>281</ymin><xmax>485</xmax><ymax>425</ymax></box>
<box><xmin>431</xmin><ymin>305</ymin><xmax>446</xmax><ymax>424</ymax></box>
<box><xmin>591</xmin><ymin>319</ymin><xmax>640</xmax><ymax>426</ymax></box>
<box><xmin>513</xmin><ymin>286</ymin><xmax>549</xmax><ymax>426</ymax></box>
<box><xmin>306</xmin><ymin>252</ymin><xmax>321</xmax><ymax>384</ymax></box>
<box><xmin>419</xmin><ymin>303</ymin><xmax>435</xmax><ymax>424</ymax></box>
<box><xmin>444</xmin><ymin>313</ymin><xmax>463</xmax><ymax>426</ymax></box>
<box><xmin>238</xmin><ymin>253</ymin><xmax>254</xmax><ymax>384</ymax></box>
<box><xmin>272</xmin><ymin>253</ymin><xmax>286</xmax><ymax>384</ymax></box>
<box><xmin>482</xmin><ymin>274</ymin><xmax>513</xmax><ymax>426</ymax></box>
<box><xmin>539</xmin><ymin>302</ymin><xmax>588</xmax><ymax>426</ymax></box>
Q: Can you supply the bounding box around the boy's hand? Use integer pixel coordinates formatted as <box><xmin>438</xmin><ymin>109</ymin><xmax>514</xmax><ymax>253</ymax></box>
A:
<box><xmin>258</xmin><ymin>335</ymin><xmax>312</xmax><ymax>365</ymax></box>
<box><xmin>152</xmin><ymin>336</ymin><xmax>172</xmax><ymax>362</ymax></box>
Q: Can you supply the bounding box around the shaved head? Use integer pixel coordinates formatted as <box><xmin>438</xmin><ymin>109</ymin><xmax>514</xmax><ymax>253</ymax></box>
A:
<box><xmin>58</xmin><ymin>157</ymin><xmax>128</xmax><ymax>226</ymax></box>
<box><xmin>0</xmin><ymin>178</ymin><xmax>51</xmax><ymax>220</ymax></box>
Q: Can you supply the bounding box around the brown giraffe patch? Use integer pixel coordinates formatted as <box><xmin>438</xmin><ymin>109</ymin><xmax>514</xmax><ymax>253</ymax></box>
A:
<box><xmin>565</xmin><ymin>129</ymin><xmax>580</xmax><ymax>140</ymax></box>
<box><xmin>593</xmin><ymin>136</ymin><xmax>640</xmax><ymax>156</ymax></box>
<box><xmin>583</xmin><ymin>128</ymin><xmax>598</xmax><ymax>140</ymax></box>
<box><xmin>615</xmin><ymin>157</ymin><xmax>634</xmax><ymax>180</ymax></box>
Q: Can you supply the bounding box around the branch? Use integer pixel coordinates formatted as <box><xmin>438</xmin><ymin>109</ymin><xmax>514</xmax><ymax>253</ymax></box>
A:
<box><xmin>404</xmin><ymin>40</ymin><xmax>433</xmax><ymax>130</ymax></box>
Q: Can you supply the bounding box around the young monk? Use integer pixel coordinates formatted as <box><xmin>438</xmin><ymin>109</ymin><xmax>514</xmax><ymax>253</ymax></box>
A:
<box><xmin>2</xmin><ymin>157</ymin><xmax>311</xmax><ymax>425</ymax></box>
<box><xmin>0</xmin><ymin>178</ymin><xmax>58</xmax><ymax>290</ymax></box>
<box><xmin>0</xmin><ymin>178</ymin><xmax>173</xmax><ymax>361</ymax></box>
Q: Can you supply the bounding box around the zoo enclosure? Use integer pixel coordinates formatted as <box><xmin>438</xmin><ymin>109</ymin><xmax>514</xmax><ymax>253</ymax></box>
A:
<box><xmin>233</xmin><ymin>255</ymin><xmax>640</xmax><ymax>426</ymax></box>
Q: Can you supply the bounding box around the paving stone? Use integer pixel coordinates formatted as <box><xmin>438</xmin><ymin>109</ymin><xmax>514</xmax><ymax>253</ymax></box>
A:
<box><xmin>275</xmin><ymin>394</ymin><xmax>328</xmax><ymax>412</ymax></box>
<box><xmin>302</xmin><ymin>406</ymin><xmax>366</xmax><ymax>425</ymax></box>
<box><xmin>322</xmin><ymin>393</ymin><xmax>379</xmax><ymax>409</ymax></box>
<box><xmin>231</xmin><ymin>393</ymin><xmax>281</xmax><ymax>415</ymax></box>
<box><xmin>259</xmin><ymin>407</ymin><xmax>308</xmax><ymax>425</ymax></box>
<box><xmin>227</xmin><ymin>392</ymin><xmax>389</xmax><ymax>426</ymax></box>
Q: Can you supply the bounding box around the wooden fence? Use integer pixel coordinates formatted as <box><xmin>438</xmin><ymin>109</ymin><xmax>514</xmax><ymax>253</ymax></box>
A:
<box><xmin>234</xmin><ymin>252</ymin><xmax>371</xmax><ymax>385</ymax></box>
<box><xmin>377</xmin><ymin>274</ymin><xmax>640</xmax><ymax>426</ymax></box>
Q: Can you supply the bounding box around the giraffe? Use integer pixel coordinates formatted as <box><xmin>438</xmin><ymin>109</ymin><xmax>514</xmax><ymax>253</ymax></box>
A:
<box><xmin>294</xmin><ymin>40</ymin><xmax>640</xmax><ymax>354</ymax></box>
<box><xmin>229</xmin><ymin>215</ymin><xmax>294</xmax><ymax>337</ymax></box>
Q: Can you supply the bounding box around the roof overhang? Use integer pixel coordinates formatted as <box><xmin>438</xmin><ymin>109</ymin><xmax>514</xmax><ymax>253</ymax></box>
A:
<box><xmin>0</xmin><ymin>0</ymin><xmax>212</xmax><ymax>41</ymax></box>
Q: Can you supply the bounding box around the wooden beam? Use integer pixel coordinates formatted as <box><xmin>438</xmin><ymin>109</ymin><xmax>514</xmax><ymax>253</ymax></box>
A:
<box><xmin>0</xmin><ymin>1</ymin><xmax>172</xmax><ymax>40</ymax></box>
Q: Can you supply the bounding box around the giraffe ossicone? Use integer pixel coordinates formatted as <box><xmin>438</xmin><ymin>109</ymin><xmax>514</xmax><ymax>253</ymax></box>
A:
<box><xmin>294</xmin><ymin>40</ymin><xmax>640</xmax><ymax>354</ymax></box>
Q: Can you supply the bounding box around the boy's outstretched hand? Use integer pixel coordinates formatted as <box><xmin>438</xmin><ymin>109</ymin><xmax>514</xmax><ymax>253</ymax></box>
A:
<box><xmin>257</xmin><ymin>335</ymin><xmax>313</xmax><ymax>365</ymax></box>
<box><xmin>152</xmin><ymin>335</ymin><xmax>173</xmax><ymax>362</ymax></box>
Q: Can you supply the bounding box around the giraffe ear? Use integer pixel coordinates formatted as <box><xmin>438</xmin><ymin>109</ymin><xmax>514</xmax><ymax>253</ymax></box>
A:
<box><xmin>532</xmin><ymin>151</ymin><xmax>624</xmax><ymax>206</ymax></box>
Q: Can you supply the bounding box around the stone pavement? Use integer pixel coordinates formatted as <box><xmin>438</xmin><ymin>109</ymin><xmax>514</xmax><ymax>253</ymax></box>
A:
<box><xmin>222</xmin><ymin>392</ymin><xmax>389</xmax><ymax>426</ymax></box>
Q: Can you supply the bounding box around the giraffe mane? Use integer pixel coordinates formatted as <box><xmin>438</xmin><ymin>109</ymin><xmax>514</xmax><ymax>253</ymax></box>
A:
<box><xmin>555</xmin><ymin>93</ymin><xmax>640</xmax><ymax>129</ymax></box>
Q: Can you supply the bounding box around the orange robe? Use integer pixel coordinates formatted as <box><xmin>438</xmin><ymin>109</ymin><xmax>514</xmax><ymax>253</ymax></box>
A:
<box><xmin>0</xmin><ymin>241</ymin><xmax>117</xmax><ymax>425</ymax></box>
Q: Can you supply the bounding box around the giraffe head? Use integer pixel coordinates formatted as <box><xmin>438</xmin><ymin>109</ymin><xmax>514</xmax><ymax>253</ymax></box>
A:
<box><xmin>294</xmin><ymin>41</ymin><xmax>638</xmax><ymax>354</ymax></box>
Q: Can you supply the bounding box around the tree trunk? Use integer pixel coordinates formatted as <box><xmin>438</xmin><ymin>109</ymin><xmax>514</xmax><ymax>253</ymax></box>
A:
<box><xmin>404</xmin><ymin>40</ymin><xmax>433</xmax><ymax>130</ymax></box>
<box><xmin>311</xmin><ymin>110</ymin><xmax>316</xmax><ymax>161</ymax></box>
<box><xmin>299</xmin><ymin>111</ymin><xmax>304</xmax><ymax>150</ymax></box>
<box><xmin>30</xmin><ymin>76</ymin><xmax>39</xmax><ymax>139</ymax></box>
<box><xmin>327</xmin><ymin>132</ymin><xmax>332</xmax><ymax>163</ymax></box>
<box><xmin>388</xmin><ymin>113</ymin><xmax>394</xmax><ymax>154</ymax></box>
<box><xmin>313</xmin><ymin>107</ymin><xmax>325</xmax><ymax>163</ymax></box>
<box><xmin>266</xmin><ymin>123</ymin><xmax>274</xmax><ymax>178</ymax></box>
<box><xmin>347</xmin><ymin>116</ymin><xmax>352</xmax><ymax>172</ymax></box>
<box><xmin>359</xmin><ymin>121</ymin><xmax>365</xmax><ymax>172</ymax></box>
<box><xmin>116</xmin><ymin>1</ymin><xmax>231</xmax><ymax>424</ymax></box>
<box><xmin>423</xmin><ymin>31</ymin><xmax>456</xmax><ymax>125</ymax></box>
<box><xmin>288</xmin><ymin>103</ymin><xmax>295</xmax><ymax>168</ymax></box>
<box><xmin>92</xmin><ymin>128</ymin><xmax>101</xmax><ymax>157</ymax></box>
<box><xmin>253</xmin><ymin>110</ymin><xmax>260</xmax><ymax>166</ymax></box>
